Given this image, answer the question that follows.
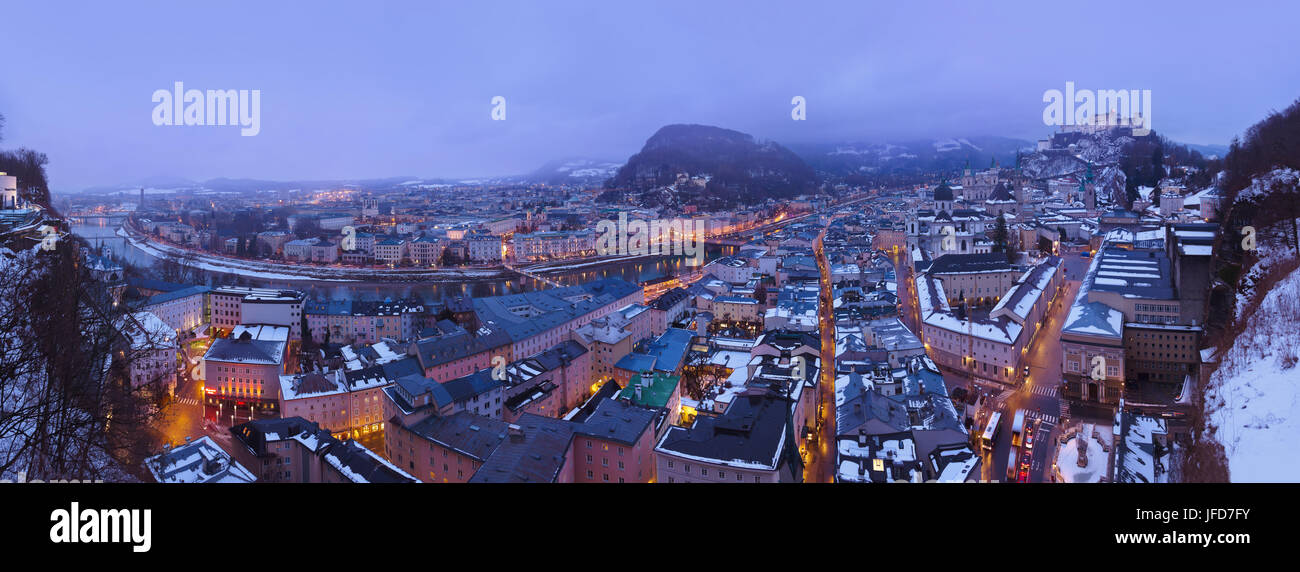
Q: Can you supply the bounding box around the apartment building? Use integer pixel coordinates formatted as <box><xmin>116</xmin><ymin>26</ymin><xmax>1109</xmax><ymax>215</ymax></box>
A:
<box><xmin>117</xmin><ymin>310</ymin><xmax>180</xmax><ymax>396</ymax></box>
<box><xmin>231</xmin><ymin>417</ymin><xmax>416</xmax><ymax>483</ymax></box>
<box><xmin>510</xmin><ymin>229</ymin><xmax>595</xmax><ymax>262</ymax></box>
<box><xmin>569</xmin><ymin>397</ymin><xmax>658</xmax><ymax>483</ymax></box>
<box><xmin>278</xmin><ymin>366</ymin><xmax>393</xmax><ymax>439</ymax></box>
<box><xmin>202</xmin><ymin>325</ymin><xmax>288</xmax><ymax>414</ymax></box>
<box><xmin>209</xmin><ymin>286</ymin><xmax>305</xmax><ymax>339</ymax></box>
<box><xmin>140</xmin><ymin>285</ymin><xmax>209</xmax><ymax>339</ymax></box>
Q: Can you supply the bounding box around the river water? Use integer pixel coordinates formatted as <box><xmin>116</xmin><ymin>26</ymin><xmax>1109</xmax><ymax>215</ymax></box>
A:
<box><xmin>72</xmin><ymin>215</ymin><xmax>734</xmax><ymax>302</ymax></box>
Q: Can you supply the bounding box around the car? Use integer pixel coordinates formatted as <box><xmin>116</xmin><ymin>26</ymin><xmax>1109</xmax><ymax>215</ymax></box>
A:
<box><xmin>1020</xmin><ymin>451</ymin><xmax>1032</xmax><ymax>470</ymax></box>
<box><xmin>1017</xmin><ymin>470</ymin><xmax>1030</xmax><ymax>483</ymax></box>
<box><xmin>1025</xmin><ymin>429</ymin><xmax>1035</xmax><ymax>450</ymax></box>
<box><xmin>1023</xmin><ymin>366</ymin><xmax>1030</xmax><ymax>377</ymax></box>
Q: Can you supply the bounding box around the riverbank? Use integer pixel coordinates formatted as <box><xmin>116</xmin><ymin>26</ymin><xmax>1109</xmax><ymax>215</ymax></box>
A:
<box><xmin>117</xmin><ymin>225</ymin><xmax>674</xmax><ymax>284</ymax></box>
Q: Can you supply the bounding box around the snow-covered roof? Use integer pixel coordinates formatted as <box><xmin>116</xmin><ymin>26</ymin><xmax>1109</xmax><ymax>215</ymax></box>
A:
<box><xmin>118</xmin><ymin>311</ymin><xmax>177</xmax><ymax>351</ymax></box>
<box><xmin>145</xmin><ymin>436</ymin><xmax>255</xmax><ymax>484</ymax></box>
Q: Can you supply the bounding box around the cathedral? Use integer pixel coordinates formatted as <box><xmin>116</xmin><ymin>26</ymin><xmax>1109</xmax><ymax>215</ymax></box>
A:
<box><xmin>984</xmin><ymin>182</ymin><xmax>1019</xmax><ymax>217</ymax></box>
<box><xmin>906</xmin><ymin>181</ymin><xmax>996</xmax><ymax>256</ymax></box>
<box><xmin>958</xmin><ymin>161</ymin><xmax>1002</xmax><ymax>201</ymax></box>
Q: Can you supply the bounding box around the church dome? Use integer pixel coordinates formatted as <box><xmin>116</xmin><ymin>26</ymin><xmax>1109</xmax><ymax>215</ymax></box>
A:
<box><xmin>933</xmin><ymin>182</ymin><xmax>954</xmax><ymax>202</ymax></box>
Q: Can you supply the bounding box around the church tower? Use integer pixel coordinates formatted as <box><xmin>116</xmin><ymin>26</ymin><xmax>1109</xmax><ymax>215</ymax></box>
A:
<box><xmin>933</xmin><ymin>181</ymin><xmax>954</xmax><ymax>215</ymax></box>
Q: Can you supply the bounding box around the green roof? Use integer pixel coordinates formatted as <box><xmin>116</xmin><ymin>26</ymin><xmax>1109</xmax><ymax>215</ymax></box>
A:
<box><xmin>617</xmin><ymin>373</ymin><xmax>680</xmax><ymax>409</ymax></box>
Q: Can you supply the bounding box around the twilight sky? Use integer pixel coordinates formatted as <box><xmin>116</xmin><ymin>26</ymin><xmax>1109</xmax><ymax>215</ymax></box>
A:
<box><xmin>2</xmin><ymin>0</ymin><xmax>1298</xmax><ymax>191</ymax></box>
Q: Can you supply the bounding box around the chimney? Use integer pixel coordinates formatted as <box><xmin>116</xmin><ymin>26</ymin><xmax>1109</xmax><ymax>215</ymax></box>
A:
<box><xmin>203</xmin><ymin>459</ymin><xmax>217</xmax><ymax>475</ymax></box>
<box><xmin>507</xmin><ymin>424</ymin><xmax>525</xmax><ymax>443</ymax></box>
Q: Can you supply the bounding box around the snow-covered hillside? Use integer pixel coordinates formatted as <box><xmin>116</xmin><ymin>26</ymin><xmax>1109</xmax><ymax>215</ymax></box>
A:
<box><xmin>1204</xmin><ymin>168</ymin><xmax>1300</xmax><ymax>482</ymax></box>
<box><xmin>1019</xmin><ymin>129</ymin><xmax>1133</xmax><ymax>180</ymax></box>
<box><xmin>1204</xmin><ymin>265</ymin><xmax>1300</xmax><ymax>481</ymax></box>
<box><xmin>1229</xmin><ymin>168</ymin><xmax>1300</xmax><ymax>322</ymax></box>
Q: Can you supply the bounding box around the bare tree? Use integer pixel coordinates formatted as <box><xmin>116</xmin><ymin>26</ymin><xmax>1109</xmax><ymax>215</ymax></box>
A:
<box><xmin>0</xmin><ymin>244</ymin><xmax>162</xmax><ymax>482</ymax></box>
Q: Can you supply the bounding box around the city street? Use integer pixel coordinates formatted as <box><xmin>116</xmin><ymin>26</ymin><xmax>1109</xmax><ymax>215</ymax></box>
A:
<box><xmin>888</xmin><ymin>248</ymin><xmax>921</xmax><ymax>334</ymax></box>
<box><xmin>980</xmin><ymin>277</ymin><xmax>1080</xmax><ymax>482</ymax></box>
<box><xmin>151</xmin><ymin>337</ymin><xmax>270</xmax><ymax>454</ymax></box>
<box><xmin>885</xmin><ymin>247</ymin><xmax>1095</xmax><ymax>482</ymax></box>
<box><xmin>805</xmin><ymin>226</ymin><xmax>837</xmax><ymax>483</ymax></box>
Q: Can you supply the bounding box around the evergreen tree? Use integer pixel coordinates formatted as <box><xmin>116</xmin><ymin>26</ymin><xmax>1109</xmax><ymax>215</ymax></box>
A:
<box><xmin>992</xmin><ymin>215</ymin><xmax>1010</xmax><ymax>258</ymax></box>
<box><xmin>1125</xmin><ymin>177</ymin><xmax>1140</xmax><ymax>208</ymax></box>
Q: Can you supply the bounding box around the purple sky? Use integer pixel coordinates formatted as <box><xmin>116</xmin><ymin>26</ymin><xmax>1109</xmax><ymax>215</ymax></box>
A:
<box><xmin>2</xmin><ymin>0</ymin><xmax>1298</xmax><ymax>191</ymax></box>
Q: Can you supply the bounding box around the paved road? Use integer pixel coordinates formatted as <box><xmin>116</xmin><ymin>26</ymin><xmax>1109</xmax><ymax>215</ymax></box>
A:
<box><xmin>805</xmin><ymin>227</ymin><xmax>837</xmax><ymax>483</ymax></box>
<box><xmin>151</xmin><ymin>338</ymin><xmax>274</xmax><ymax>454</ymax></box>
<box><xmin>980</xmin><ymin>278</ymin><xmax>1080</xmax><ymax>482</ymax></box>
<box><xmin>354</xmin><ymin>430</ymin><xmax>386</xmax><ymax>456</ymax></box>
<box><xmin>889</xmin><ymin>249</ymin><xmax>922</xmax><ymax>334</ymax></box>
